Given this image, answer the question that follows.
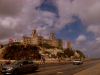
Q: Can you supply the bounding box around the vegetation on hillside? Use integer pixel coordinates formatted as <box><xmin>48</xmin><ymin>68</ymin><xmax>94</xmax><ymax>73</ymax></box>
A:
<box><xmin>76</xmin><ymin>50</ymin><xmax>86</xmax><ymax>58</ymax></box>
<box><xmin>43</xmin><ymin>51</ymin><xmax>50</xmax><ymax>54</ymax></box>
<box><xmin>39</xmin><ymin>43</ymin><xmax>57</xmax><ymax>49</ymax></box>
<box><xmin>2</xmin><ymin>44</ymin><xmax>41</xmax><ymax>60</ymax></box>
<box><xmin>57</xmin><ymin>52</ymin><xmax>66</xmax><ymax>58</ymax></box>
<box><xmin>51</xmin><ymin>54</ymin><xmax>57</xmax><ymax>58</ymax></box>
<box><xmin>64</xmin><ymin>48</ymin><xmax>75</xmax><ymax>58</ymax></box>
<box><xmin>1</xmin><ymin>43</ymin><xmax>86</xmax><ymax>60</ymax></box>
<box><xmin>5</xmin><ymin>42</ymin><xmax>21</xmax><ymax>46</ymax></box>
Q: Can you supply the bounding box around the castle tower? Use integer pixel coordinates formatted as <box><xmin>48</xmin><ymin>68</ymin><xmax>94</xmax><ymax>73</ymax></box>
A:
<box><xmin>30</xmin><ymin>29</ymin><xmax>38</xmax><ymax>37</ymax></box>
<box><xmin>49</xmin><ymin>32</ymin><xmax>55</xmax><ymax>40</ymax></box>
<box><xmin>66</xmin><ymin>40</ymin><xmax>71</xmax><ymax>49</ymax></box>
<box><xmin>50</xmin><ymin>32</ymin><xmax>54</xmax><ymax>37</ymax></box>
<box><xmin>32</xmin><ymin>29</ymin><xmax>36</xmax><ymax>34</ymax></box>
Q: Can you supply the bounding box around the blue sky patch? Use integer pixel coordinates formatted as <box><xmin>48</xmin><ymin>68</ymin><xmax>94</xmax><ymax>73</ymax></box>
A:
<box><xmin>36</xmin><ymin>0</ymin><xmax>58</xmax><ymax>14</ymax></box>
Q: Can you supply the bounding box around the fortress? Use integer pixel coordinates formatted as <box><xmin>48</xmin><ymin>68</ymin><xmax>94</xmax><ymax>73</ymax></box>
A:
<box><xmin>20</xmin><ymin>29</ymin><xmax>63</xmax><ymax>48</ymax></box>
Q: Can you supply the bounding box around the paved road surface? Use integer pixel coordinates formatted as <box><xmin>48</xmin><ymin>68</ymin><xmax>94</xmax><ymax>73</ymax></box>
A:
<box><xmin>24</xmin><ymin>60</ymin><xmax>100</xmax><ymax>75</ymax></box>
<box><xmin>0</xmin><ymin>60</ymin><xmax>100</xmax><ymax>75</ymax></box>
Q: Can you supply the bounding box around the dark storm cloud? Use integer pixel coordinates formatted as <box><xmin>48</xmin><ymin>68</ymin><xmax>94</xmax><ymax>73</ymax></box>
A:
<box><xmin>0</xmin><ymin>0</ymin><xmax>43</xmax><ymax>44</ymax></box>
<box><xmin>0</xmin><ymin>0</ymin><xmax>24</xmax><ymax>17</ymax></box>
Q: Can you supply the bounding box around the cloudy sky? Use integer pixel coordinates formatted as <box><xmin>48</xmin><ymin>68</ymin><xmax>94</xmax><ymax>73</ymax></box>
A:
<box><xmin>0</xmin><ymin>0</ymin><xmax>100</xmax><ymax>58</ymax></box>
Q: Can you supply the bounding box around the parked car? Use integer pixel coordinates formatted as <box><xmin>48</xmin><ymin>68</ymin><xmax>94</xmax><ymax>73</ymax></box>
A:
<box><xmin>1</xmin><ymin>60</ymin><xmax>39</xmax><ymax>75</ymax></box>
<box><xmin>73</xmin><ymin>59</ymin><xmax>83</xmax><ymax>65</ymax></box>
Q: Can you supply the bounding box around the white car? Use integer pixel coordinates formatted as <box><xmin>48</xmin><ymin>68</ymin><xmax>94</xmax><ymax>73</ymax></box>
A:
<box><xmin>73</xmin><ymin>59</ymin><xmax>83</xmax><ymax>65</ymax></box>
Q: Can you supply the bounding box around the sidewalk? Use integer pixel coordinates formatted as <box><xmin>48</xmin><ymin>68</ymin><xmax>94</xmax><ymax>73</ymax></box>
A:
<box><xmin>0</xmin><ymin>59</ymin><xmax>91</xmax><ymax>65</ymax></box>
<box><xmin>74</xmin><ymin>63</ymin><xmax>100</xmax><ymax>75</ymax></box>
<box><xmin>0</xmin><ymin>60</ymin><xmax>73</xmax><ymax>64</ymax></box>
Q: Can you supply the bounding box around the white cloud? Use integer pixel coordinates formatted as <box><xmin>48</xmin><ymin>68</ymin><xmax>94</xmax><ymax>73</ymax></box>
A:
<box><xmin>66</xmin><ymin>29</ymin><xmax>73</xmax><ymax>33</ymax></box>
<box><xmin>42</xmin><ymin>11</ymin><xmax>56</xmax><ymax>17</ymax></box>
<box><xmin>0</xmin><ymin>0</ymin><xmax>24</xmax><ymax>17</ymax></box>
<box><xmin>0</xmin><ymin>0</ymin><xmax>58</xmax><ymax>45</ymax></box>
<box><xmin>54</xmin><ymin>17</ymin><xmax>75</xmax><ymax>31</ymax></box>
<box><xmin>0</xmin><ymin>0</ymin><xmax>100</xmax><ymax>58</ymax></box>
<box><xmin>1</xmin><ymin>0</ymin><xmax>100</xmax><ymax>42</ymax></box>
<box><xmin>96</xmin><ymin>37</ymin><xmax>100</xmax><ymax>42</ymax></box>
<box><xmin>36</xmin><ymin>26</ymin><xmax>50</xmax><ymax>35</ymax></box>
<box><xmin>75</xmin><ymin>42</ymin><xmax>80</xmax><ymax>44</ymax></box>
<box><xmin>87</xmin><ymin>25</ymin><xmax>100</xmax><ymax>37</ymax></box>
<box><xmin>44</xmin><ymin>18</ymin><xmax>53</xmax><ymax>27</ymax></box>
<box><xmin>68</xmin><ymin>29</ymin><xmax>73</xmax><ymax>32</ymax></box>
<box><xmin>0</xmin><ymin>39</ymin><xmax>9</xmax><ymax>45</ymax></box>
<box><xmin>63</xmin><ymin>0</ymin><xmax>99</xmax><ymax>22</ymax></box>
<box><xmin>53</xmin><ymin>0</ymin><xmax>100</xmax><ymax>30</ymax></box>
<box><xmin>0</xmin><ymin>17</ymin><xmax>19</xmax><ymax>29</ymax></box>
<box><xmin>71</xmin><ymin>41</ymin><xmax>83</xmax><ymax>51</ymax></box>
<box><xmin>43</xmin><ymin>35</ymin><xmax>49</xmax><ymax>39</ymax></box>
<box><xmin>0</xmin><ymin>0</ymin><xmax>43</xmax><ymax>44</ymax></box>
<box><xmin>71</xmin><ymin>40</ymin><xmax>100</xmax><ymax>58</ymax></box>
<box><xmin>76</xmin><ymin>35</ymin><xmax>86</xmax><ymax>42</ymax></box>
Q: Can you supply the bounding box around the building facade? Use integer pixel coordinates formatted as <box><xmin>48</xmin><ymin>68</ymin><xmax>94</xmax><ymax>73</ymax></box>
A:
<box><xmin>20</xmin><ymin>29</ymin><xmax>63</xmax><ymax>48</ymax></box>
<box><xmin>66</xmin><ymin>40</ymin><xmax>71</xmax><ymax>49</ymax></box>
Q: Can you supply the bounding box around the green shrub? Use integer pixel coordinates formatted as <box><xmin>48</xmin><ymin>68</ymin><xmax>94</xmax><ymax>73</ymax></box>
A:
<box><xmin>2</xmin><ymin>44</ymin><xmax>41</xmax><ymax>60</ymax></box>
<box><xmin>57</xmin><ymin>52</ymin><xmax>66</xmax><ymax>58</ymax></box>
<box><xmin>39</xmin><ymin>43</ymin><xmax>56</xmax><ymax>49</ymax></box>
<box><xmin>51</xmin><ymin>54</ymin><xmax>57</xmax><ymax>58</ymax></box>
<box><xmin>64</xmin><ymin>48</ymin><xmax>74</xmax><ymax>58</ymax></box>
<box><xmin>76</xmin><ymin>50</ymin><xmax>86</xmax><ymax>58</ymax></box>
<box><xmin>43</xmin><ymin>51</ymin><xmax>50</xmax><ymax>54</ymax></box>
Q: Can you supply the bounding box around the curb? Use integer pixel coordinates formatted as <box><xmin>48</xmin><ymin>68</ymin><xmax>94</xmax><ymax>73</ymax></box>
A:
<box><xmin>38</xmin><ymin>63</ymin><xmax>47</xmax><ymax>65</ymax></box>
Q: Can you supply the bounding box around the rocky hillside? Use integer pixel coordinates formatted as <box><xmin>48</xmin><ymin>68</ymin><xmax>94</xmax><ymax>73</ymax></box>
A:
<box><xmin>39</xmin><ymin>47</ymin><xmax>81</xmax><ymax>60</ymax></box>
<box><xmin>0</xmin><ymin>46</ymin><xmax>8</xmax><ymax>59</ymax></box>
<box><xmin>0</xmin><ymin>43</ymin><xmax>85</xmax><ymax>60</ymax></box>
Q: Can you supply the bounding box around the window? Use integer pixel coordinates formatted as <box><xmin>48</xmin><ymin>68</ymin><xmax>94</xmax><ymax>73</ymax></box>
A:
<box><xmin>28</xmin><ymin>61</ymin><xmax>33</xmax><ymax>64</ymax></box>
<box><xmin>22</xmin><ymin>61</ymin><xmax>28</xmax><ymax>65</ymax></box>
<box><xmin>11</xmin><ymin>61</ymin><xmax>21</xmax><ymax>65</ymax></box>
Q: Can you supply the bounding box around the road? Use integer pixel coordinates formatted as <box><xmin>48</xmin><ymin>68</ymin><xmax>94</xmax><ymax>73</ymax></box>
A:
<box><xmin>0</xmin><ymin>60</ymin><xmax>100</xmax><ymax>75</ymax></box>
<box><xmin>23</xmin><ymin>60</ymin><xmax>100</xmax><ymax>75</ymax></box>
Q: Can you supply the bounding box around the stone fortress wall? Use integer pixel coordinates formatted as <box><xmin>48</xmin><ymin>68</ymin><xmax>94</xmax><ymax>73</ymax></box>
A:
<box><xmin>20</xmin><ymin>29</ymin><xmax>63</xmax><ymax>48</ymax></box>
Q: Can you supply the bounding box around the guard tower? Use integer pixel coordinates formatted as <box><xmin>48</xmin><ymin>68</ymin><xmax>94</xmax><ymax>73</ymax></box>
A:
<box><xmin>30</xmin><ymin>29</ymin><xmax>38</xmax><ymax>37</ymax></box>
<box><xmin>49</xmin><ymin>32</ymin><xmax>56</xmax><ymax>40</ymax></box>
